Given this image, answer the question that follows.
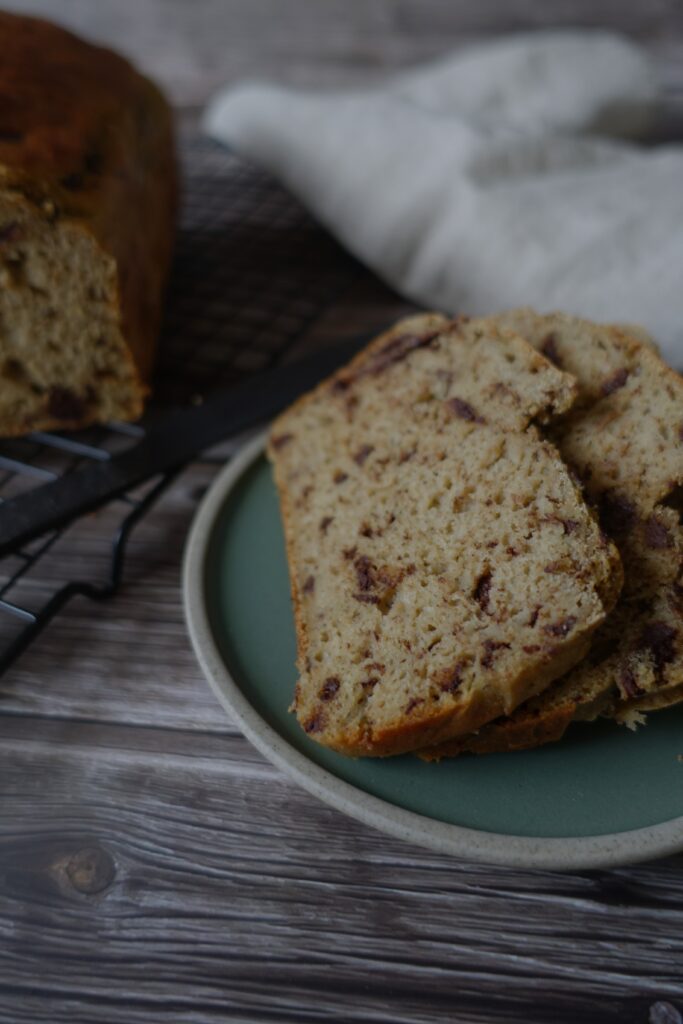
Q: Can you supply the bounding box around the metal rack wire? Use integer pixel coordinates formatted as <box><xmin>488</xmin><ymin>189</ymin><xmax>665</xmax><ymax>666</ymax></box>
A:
<box><xmin>0</xmin><ymin>132</ymin><xmax>359</xmax><ymax>674</ymax></box>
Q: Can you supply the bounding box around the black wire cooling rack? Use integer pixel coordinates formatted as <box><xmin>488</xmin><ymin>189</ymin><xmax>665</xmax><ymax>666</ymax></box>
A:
<box><xmin>0</xmin><ymin>131</ymin><xmax>360</xmax><ymax>675</ymax></box>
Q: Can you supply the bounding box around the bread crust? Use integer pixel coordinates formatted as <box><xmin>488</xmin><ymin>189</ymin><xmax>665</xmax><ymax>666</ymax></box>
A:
<box><xmin>0</xmin><ymin>11</ymin><xmax>176</xmax><ymax>435</ymax></box>
<box><xmin>419</xmin><ymin>702</ymin><xmax>577</xmax><ymax>760</ymax></box>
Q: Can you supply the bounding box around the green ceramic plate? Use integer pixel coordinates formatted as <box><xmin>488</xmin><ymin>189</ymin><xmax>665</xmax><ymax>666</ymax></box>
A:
<box><xmin>184</xmin><ymin>432</ymin><xmax>683</xmax><ymax>870</ymax></box>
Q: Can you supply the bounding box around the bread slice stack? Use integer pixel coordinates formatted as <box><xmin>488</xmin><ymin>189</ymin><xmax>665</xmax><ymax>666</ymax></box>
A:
<box><xmin>423</xmin><ymin>310</ymin><xmax>683</xmax><ymax>759</ymax></box>
<box><xmin>268</xmin><ymin>314</ymin><xmax>623</xmax><ymax>756</ymax></box>
<box><xmin>269</xmin><ymin>309</ymin><xmax>683</xmax><ymax>759</ymax></box>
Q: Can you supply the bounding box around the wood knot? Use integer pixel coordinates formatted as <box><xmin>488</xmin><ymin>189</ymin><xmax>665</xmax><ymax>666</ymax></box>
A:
<box><xmin>65</xmin><ymin>846</ymin><xmax>116</xmax><ymax>895</ymax></box>
<box><xmin>649</xmin><ymin>1002</ymin><xmax>682</xmax><ymax>1024</ymax></box>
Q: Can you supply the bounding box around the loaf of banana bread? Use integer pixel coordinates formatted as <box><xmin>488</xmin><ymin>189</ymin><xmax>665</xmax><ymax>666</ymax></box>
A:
<box><xmin>0</xmin><ymin>11</ymin><xmax>176</xmax><ymax>436</ymax></box>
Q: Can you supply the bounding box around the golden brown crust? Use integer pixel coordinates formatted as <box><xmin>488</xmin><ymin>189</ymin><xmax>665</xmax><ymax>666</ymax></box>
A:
<box><xmin>0</xmin><ymin>11</ymin><xmax>176</xmax><ymax>434</ymax></box>
<box><xmin>330</xmin><ymin>643</ymin><xmax>596</xmax><ymax>758</ymax></box>
<box><xmin>418</xmin><ymin>701</ymin><xmax>577</xmax><ymax>760</ymax></box>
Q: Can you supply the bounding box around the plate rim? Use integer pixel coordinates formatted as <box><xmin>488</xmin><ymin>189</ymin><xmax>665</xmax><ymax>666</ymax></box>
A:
<box><xmin>183</xmin><ymin>429</ymin><xmax>683</xmax><ymax>871</ymax></box>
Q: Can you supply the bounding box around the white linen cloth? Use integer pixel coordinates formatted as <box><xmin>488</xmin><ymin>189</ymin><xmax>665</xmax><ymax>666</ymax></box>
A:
<box><xmin>204</xmin><ymin>32</ymin><xmax>683</xmax><ymax>364</ymax></box>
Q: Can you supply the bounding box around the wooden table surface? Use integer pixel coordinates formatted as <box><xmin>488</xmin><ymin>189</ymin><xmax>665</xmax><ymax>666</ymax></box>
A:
<box><xmin>2</xmin><ymin>3</ymin><xmax>683</xmax><ymax>1022</ymax></box>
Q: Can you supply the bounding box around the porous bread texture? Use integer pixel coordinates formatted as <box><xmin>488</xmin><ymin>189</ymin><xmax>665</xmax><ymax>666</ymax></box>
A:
<box><xmin>422</xmin><ymin>309</ymin><xmax>683</xmax><ymax>760</ymax></box>
<box><xmin>268</xmin><ymin>313</ymin><xmax>622</xmax><ymax>757</ymax></box>
<box><xmin>0</xmin><ymin>194</ymin><xmax>145</xmax><ymax>431</ymax></box>
<box><xmin>0</xmin><ymin>12</ymin><xmax>176</xmax><ymax>436</ymax></box>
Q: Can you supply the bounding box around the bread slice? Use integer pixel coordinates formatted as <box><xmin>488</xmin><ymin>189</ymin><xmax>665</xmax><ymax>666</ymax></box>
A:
<box><xmin>422</xmin><ymin>310</ymin><xmax>683</xmax><ymax>760</ymax></box>
<box><xmin>0</xmin><ymin>12</ymin><xmax>176</xmax><ymax>436</ymax></box>
<box><xmin>268</xmin><ymin>314</ymin><xmax>622</xmax><ymax>757</ymax></box>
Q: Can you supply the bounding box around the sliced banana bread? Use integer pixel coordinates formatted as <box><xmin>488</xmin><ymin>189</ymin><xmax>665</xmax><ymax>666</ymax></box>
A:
<box><xmin>423</xmin><ymin>310</ymin><xmax>683</xmax><ymax>760</ymax></box>
<box><xmin>268</xmin><ymin>314</ymin><xmax>622</xmax><ymax>757</ymax></box>
<box><xmin>0</xmin><ymin>12</ymin><xmax>176</xmax><ymax>436</ymax></box>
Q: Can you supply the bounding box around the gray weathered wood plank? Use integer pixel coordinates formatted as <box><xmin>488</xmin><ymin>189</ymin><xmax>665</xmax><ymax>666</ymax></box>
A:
<box><xmin>1</xmin><ymin>717</ymin><xmax>682</xmax><ymax>1024</ymax></box>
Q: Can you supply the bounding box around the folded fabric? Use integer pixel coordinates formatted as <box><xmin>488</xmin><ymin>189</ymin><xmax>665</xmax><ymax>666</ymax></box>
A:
<box><xmin>204</xmin><ymin>31</ymin><xmax>683</xmax><ymax>365</ymax></box>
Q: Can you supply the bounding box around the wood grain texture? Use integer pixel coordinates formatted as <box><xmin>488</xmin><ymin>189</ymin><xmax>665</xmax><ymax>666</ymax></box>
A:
<box><xmin>1</xmin><ymin>3</ymin><xmax>683</xmax><ymax>1023</ymax></box>
<box><xmin>1</xmin><ymin>717</ymin><xmax>683</xmax><ymax>1024</ymax></box>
